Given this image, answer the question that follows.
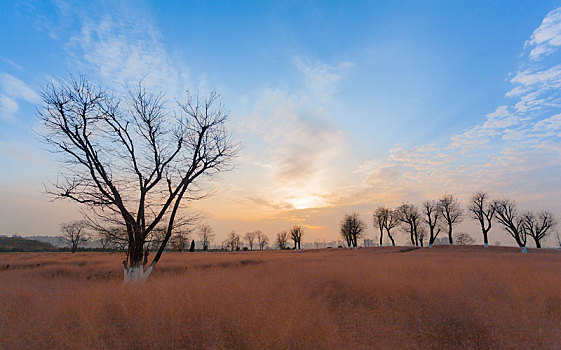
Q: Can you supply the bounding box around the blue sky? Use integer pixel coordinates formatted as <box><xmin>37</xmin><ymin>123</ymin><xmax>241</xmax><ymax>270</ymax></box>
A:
<box><xmin>2</xmin><ymin>1</ymin><xmax>561</xmax><ymax>246</ymax></box>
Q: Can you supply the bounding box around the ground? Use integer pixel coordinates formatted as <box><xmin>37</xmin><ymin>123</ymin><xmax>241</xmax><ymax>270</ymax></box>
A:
<box><xmin>1</xmin><ymin>246</ymin><xmax>560</xmax><ymax>349</ymax></box>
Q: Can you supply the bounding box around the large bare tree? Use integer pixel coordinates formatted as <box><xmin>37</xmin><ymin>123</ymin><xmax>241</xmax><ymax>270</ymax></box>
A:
<box><xmin>468</xmin><ymin>191</ymin><xmax>495</xmax><ymax>248</ymax></box>
<box><xmin>522</xmin><ymin>210</ymin><xmax>556</xmax><ymax>248</ymax></box>
<box><xmin>340</xmin><ymin>213</ymin><xmax>366</xmax><ymax>249</ymax></box>
<box><xmin>422</xmin><ymin>200</ymin><xmax>441</xmax><ymax>248</ymax></box>
<box><xmin>39</xmin><ymin>76</ymin><xmax>237</xmax><ymax>282</ymax></box>
<box><xmin>492</xmin><ymin>199</ymin><xmax>528</xmax><ymax>253</ymax></box>
<box><xmin>60</xmin><ymin>220</ymin><xmax>89</xmax><ymax>253</ymax></box>
<box><xmin>438</xmin><ymin>194</ymin><xmax>464</xmax><ymax>245</ymax></box>
<box><xmin>290</xmin><ymin>225</ymin><xmax>304</xmax><ymax>250</ymax></box>
<box><xmin>396</xmin><ymin>203</ymin><xmax>422</xmax><ymax>247</ymax></box>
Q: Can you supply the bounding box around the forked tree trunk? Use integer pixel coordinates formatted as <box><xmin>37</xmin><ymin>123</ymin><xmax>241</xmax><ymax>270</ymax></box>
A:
<box><xmin>123</xmin><ymin>230</ymin><xmax>154</xmax><ymax>283</ymax></box>
<box><xmin>386</xmin><ymin>229</ymin><xmax>395</xmax><ymax>246</ymax></box>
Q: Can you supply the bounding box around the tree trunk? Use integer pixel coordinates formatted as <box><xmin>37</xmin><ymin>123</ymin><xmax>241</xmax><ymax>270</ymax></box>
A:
<box><xmin>483</xmin><ymin>230</ymin><xmax>489</xmax><ymax>248</ymax></box>
<box><xmin>386</xmin><ymin>229</ymin><xmax>395</xmax><ymax>246</ymax></box>
<box><xmin>123</xmin><ymin>231</ymin><xmax>152</xmax><ymax>283</ymax></box>
<box><xmin>448</xmin><ymin>224</ymin><xmax>453</xmax><ymax>245</ymax></box>
<box><xmin>534</xmin><ymin>237</ymin><xmax>541</xmax><ymax>248</ymax></box>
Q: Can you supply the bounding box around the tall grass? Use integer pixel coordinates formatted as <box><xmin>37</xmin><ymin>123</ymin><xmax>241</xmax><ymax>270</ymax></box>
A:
<box><xmin>1</xmin><ymin>246</ymin><xmax>561</xmax><ymax>349</ymax></box>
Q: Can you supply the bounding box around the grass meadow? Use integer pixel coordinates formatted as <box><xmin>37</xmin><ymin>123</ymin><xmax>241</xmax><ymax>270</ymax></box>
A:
<box><xmin>1</xmin><ymin>246</ymin><xmax>561</xmax><ymax>349</ymax></box>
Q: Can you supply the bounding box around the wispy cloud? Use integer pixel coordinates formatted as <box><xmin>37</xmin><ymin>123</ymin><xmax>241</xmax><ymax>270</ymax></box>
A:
<box><xmin>62</xmin><ymin>3</ymin><xmax>190</xmax><ymax>96</ymax></box>
<box><xmin>337</xmin><ymin>7</ymin><xmax>561</xmax><ymax>208</ymax></box>
<box><xmin>0</xmin><ymin>73</ymin><xmax>41</xmax><ymax>121</ymax></box>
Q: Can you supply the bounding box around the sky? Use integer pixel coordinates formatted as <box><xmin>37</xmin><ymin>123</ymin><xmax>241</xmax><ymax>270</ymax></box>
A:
<box><xmin>2</xmin><ymin>0</ymin><xmax>561</xmax><ymax>246</ymax></box>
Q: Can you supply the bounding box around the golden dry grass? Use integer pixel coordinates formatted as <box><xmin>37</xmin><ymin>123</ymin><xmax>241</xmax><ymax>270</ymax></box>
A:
<box><xmin>1</xmin><ymin>246</ymin><xmax>561</xmax><ymax>349</ymax></box>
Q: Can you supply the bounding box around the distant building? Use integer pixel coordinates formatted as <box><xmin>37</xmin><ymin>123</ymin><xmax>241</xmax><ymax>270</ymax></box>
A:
<box><xmin>363</xmin><ymin>239</ymin><xmax>374</xmax><ymax>247</ymax></box>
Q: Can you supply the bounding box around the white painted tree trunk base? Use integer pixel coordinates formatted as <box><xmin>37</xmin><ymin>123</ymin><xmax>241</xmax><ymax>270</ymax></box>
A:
<box><xmin>484</xmin><ymin>243</ymin><xmax>488</xmax><ymax>248</ymax></box>
<box><xmin>123</xmin><ymin>265</ymin><xmax>154</xmax><ymax>283</ymax></box>
<box><xmin>521</xmin><ymin>247</ymin><xmax>528</xmax><ymax>253</ymax></box>
<box><xmin>429</xmin><ymin>244</ymin><xmax>433</xmax><ymax>248</ymax></box>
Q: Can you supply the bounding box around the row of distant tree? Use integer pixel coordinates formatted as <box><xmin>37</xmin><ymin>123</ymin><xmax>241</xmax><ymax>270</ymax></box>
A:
<box><xmin>57</xmin><ymin>191</ymin><xmax>556</xmax><ymax>254</ymax></box>
<box><xmin>339</xmin><ymin>191</ymin><xmax>557</xmax><ymax>252</ymax></box>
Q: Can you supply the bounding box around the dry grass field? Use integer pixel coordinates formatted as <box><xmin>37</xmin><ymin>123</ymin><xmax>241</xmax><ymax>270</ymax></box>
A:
<box><xmin>1</xmin><ymin>246</ymin><xmax>561</xmax><ymax>349</ymax></box>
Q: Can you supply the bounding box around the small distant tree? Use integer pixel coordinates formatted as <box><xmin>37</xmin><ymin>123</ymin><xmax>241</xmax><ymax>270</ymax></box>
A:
<box><xmin>99</xmin><ymin>234</ymin><xmax>113</xmax><ymax>251</ymax></box>
<box><xmin>171</xmin><ymin>229</ymin><xmax>192</xmax><ymax>252</ymax></box>
<box><xmin>468</xmin><ymin>191</ymin><xmax>495</xmax><ymax>248</ymax></box>
<box><xmin>257</xmin><ymin>231</ymin><xmax>269</xmax><ymax>250</ymax></box>
<box><xmin>244</xmin><ymin>231</ymin><xmax>257</xmax><ymax>250</ymax></box>
<box><xmin>189</xmin><ymin>239</ymin><xmax>195</xmax><ymax>252</ymax></box>
<box><xmin>225</xmin><ymin>231</ymin><xmax>240</xmax><ymax>251</ymax></box>
<box><xmin>290</xmin><ymin>225</ymin><xmax>304</xmax><ymax>250</ymax></box>
<box><xmin>438</xmin><ymin>194</ymin><xmax>464</xmax><ymax>245</ymax></box>
<box><xmin>396</xmin><ymin>203</ymin><xmax>422</xmax><ymax>247</ymax></box>
<box><xmin>417</xmin><ymin>225</ymin><xmax>427</xmax><ymax>247</ymax></box>
<box><xmin>198</xmin><ymin>225</ymin><xmax>215</xmax><ymax>251</ymax></box>
<box><xmin>493</xmin><ymin>199</ymin><xmax>528</xmax><ymax>253</ymax></box>
<box><xmin>455</xmin><ymin>232</ymin><xmax>475</xmax><ymax>245</ymax></box>
<box><xmin>149</xmin><ymin>228</ymin><xmax>166</xmax><ymax>251</ymax></box>
<box><xmin>61</xmin><ymin>220</ymin><xmax>89</xmax><ymax>253</ymax></box>
<box><xmin>276</xmin><ymin>231</ymin><xmax>288</xmax><ymax>250</ymax></box>
<box><xmin>522</xmin><ymin>210</ymin><xmax>556</xmax><ymax>248</ymax></box>
<box><xmin>422</xmin><ymin>200</ymin><xmax>442</xmax><ymax>247</ymax></box>
<box><xmin>340</xmin><ymin>213</ymin><xmax>366</xmax><ymax>249</ymax></box>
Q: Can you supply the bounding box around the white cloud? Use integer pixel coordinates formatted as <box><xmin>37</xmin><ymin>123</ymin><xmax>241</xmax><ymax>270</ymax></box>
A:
<box><xmin>0</xmin><ymin>95</ymin><xmax>18</xmax><ymax>120</ymax></box>
<box><xmin>65</xmin><ymin>6</ymin><xmax>190</xmax><ymax>96</ymax></box>
<box><xmin>0</xmin><ymin>73</ymin><xmax>41</xmax><ymax>121</ymax></box>
<box><xmin>526</xmin><ymin>7</ymin><xmax>561</xmax><ymax>60</ymax></box>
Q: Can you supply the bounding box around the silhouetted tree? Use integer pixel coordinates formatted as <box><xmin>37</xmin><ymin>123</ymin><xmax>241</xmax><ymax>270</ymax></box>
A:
<box><xmin>290</xmin><ymin>225</ymin><xmax>304</xmax><ymax>250</ymax></box>
<box><xmin>417</xmin><ymin>225</ymin><xmax>427</xmax><ymax>247</ymax></box>
<box><xmin>225</xmin><ymin>231</ymin><xmax>241</xmax><ymax>251</ymax></box>
<box><xmin>340</xmin><ymin>213</ymin><xmax>366</xmax><ymax>249</ymax></box>
<box><xmin>422</xmin><ymin>200</ymin><xmax>441</xmax><ymax>247</ymax></box>
<box><xmin>438</xmin><ymin>194</ymin><xmax>464</xmax><ymax>245</ymax></box>
<box><xmin>257</xmin><ymin>231</ymin><xmax>269</xmax><ymax>250</ymax></box>
<box><xmin>171</xmin><ymin>229</ymin><xmax>192</xmax><ymax>252</ymax></box>
<box><xmin>455</xmin><ymin>232</ymin><xmax>475</xmax><ymax>245</ymax></box>
<box><xmin>468</xmin><ymin>191</ymin><xmax>495</xmax><ymax>248</ymax></box>
<box><xmin>189</xmin><ymin>239</ymin><xmax>195</xmax><ymax>252</ymax></box>
<box><xmin>61</xmin><ymin>220</ymin><xmax>89</xmax><ymax>253</ymax></box>
<box><xmin>198</xmin><ymin>225</ymin><xmax>215</xmax><ymax>251</ymax></box>
<box><xmin>373</xmin><ymin>207</ymin><xmax>386</xmax><ymax>246</ymax></box>
<box><xmin>522</xmin><ymin>210</ymin><xmax>556</xmax><ymax>248</ymax></box>
<box><xmin>385</xmin><ymin>209</ymin><xmax>399</xmax><ymax>246</ymax></box>
<box><xmin>39</xmin><ymin>76</ymin><xmax>238</xmax><ymax>282</ymax></box>
<box><xmin>493</xmin><ymin>199</ymin><xmax>528</xmax><ymax>253</ymax></box>
<box><xmin>276</xmin><ymin>231</ymin><xmax>288</xmax><ymax>250</ymax></box>
<box><xmin>396</xmin><ymin>203</ymin><xmax>422</xmax><ymax>247</ymax></box>
<box><xmin>244</xmin><ymin>231</ymin><xmax>257</xmax><ymax>250</ymax></box>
